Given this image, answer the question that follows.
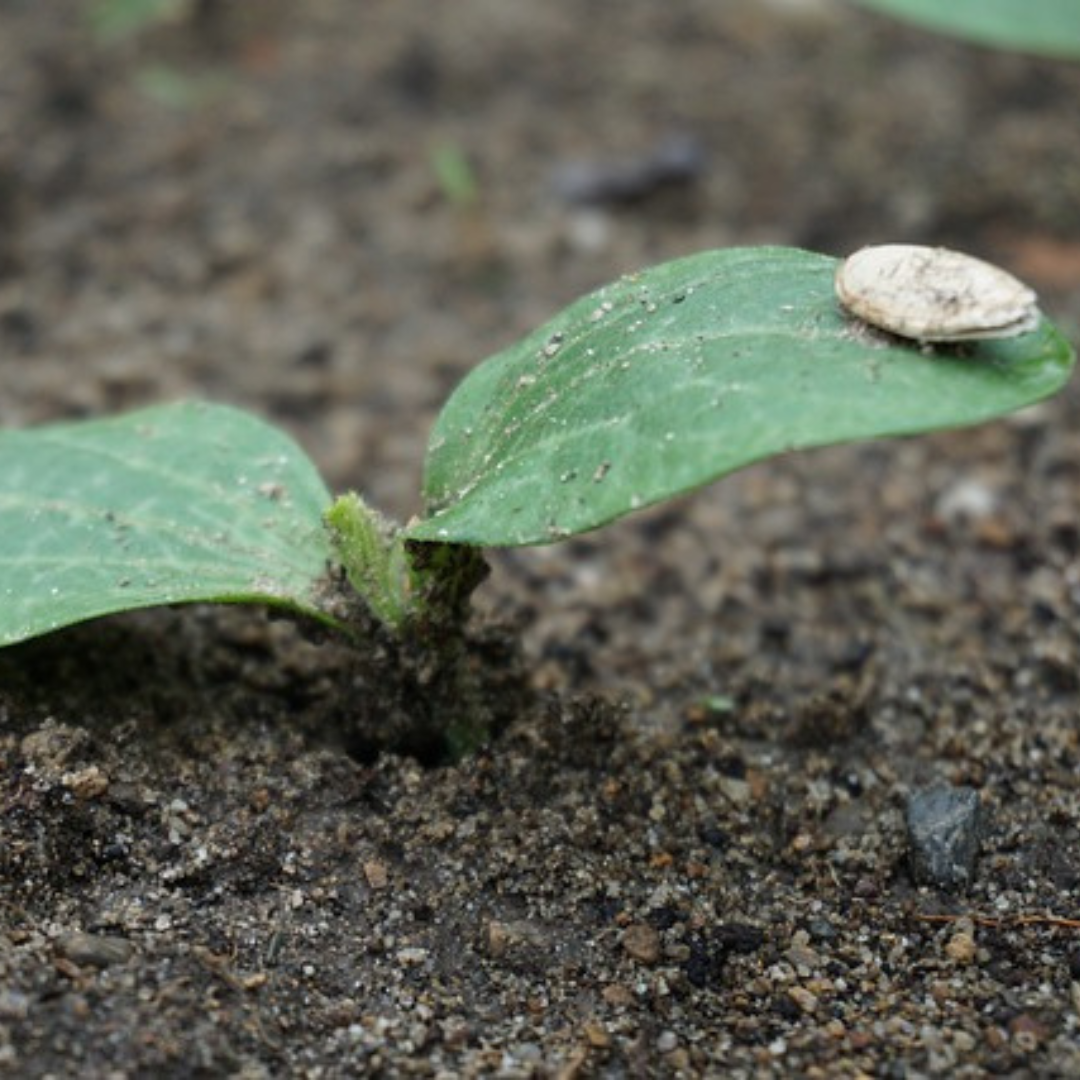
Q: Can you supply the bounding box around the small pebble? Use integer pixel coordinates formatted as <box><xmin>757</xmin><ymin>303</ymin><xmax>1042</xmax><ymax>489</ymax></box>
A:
<box><xmin>945</xmin><ymin>930</ymin><xmax>977</xmax><ymax>965</ymax></box>
<box><xmin>602</xmin><ymin>983</ymin><xmax>635</xmax><ymax>1008</ymax></box>
<box><xmin>717</xmin><ymin>775</ymin><xmax>752</xmax><ymax>808</ymax></box>
<box><xmin>657</xmin><ymin>1030</ymin><xmax>679</xmax><ymax>1053</ymax></box>
<box><xmin>935</xmin><ymin>477</ymin><xmax>999</xmax><ymax>525</ymax></box>
<box><xmin>513</xmin><ymin>1042</ymin><xmax>543</xmax><ymax>1064</ymax></box>
<box><xmin>622</xmin><ymin>923</ymin><xmax>661</xmax><ymax>964</ymax></box>
<box><xmin>551</xmin><ymin>133</ymin><xmax>705</xmax><ymax>206</ymax></box>
<box><xmin>485</xmin><ymin>920</ymin><xmax>512</xmax><ymax>958</ymax></box>
<box><xmin>583</xmin><ymin>1020</ymin><xmax>610</xmax><ymax>1048</ymax></box>
<box><xmin>363</xmin><ymin>860</ymin><xmax>389</xmax><ymax>890</ymax></box>
<box><xmin>1009</xmin><ymin>1013</ymin><xmax>1049</xmax><ymax>1051</ymax></box>
<box><xmin>905</xmin><ymin>785</ymin><xmax>983</xmax><ymax>890</ymax></box>
<box><xmin>484</xmin><ymin>919</ymin><xmax>543</xmax><ymax>958</ymax></box>
<box><xmin>788</xmin><ymin>986</ymin><xmax>820</xmax><ymax>1014</ymax></box>
<box><xmin>61</xmin><ymin>765</ymin><xmax>109</xmax><ymax>799</ymax></box>
<box><xmin>786</xmin><ymin>930</ymin><xmax>821</xmax><ymax>972</ymax></box>
<box><xmin>55</xmin><ymin>932</ymin><xmax>134</xmax><ymax>969</ymax></box>
<box><xmin>0</xmin><ymin>990</ymin><xmax>30</xmax><ymax>1020</ymax></box>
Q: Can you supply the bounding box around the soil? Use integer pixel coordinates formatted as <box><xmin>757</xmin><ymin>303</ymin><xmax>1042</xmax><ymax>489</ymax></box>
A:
<box><xmin>3</xmin><ymin>1</ymin><xmax>1080</xmax><ymax>1076</ymax></box>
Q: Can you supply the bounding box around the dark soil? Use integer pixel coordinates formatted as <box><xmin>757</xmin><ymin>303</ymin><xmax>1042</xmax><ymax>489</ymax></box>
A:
<box><xmin>3</xmin><ymin>1</ymin><xmax>1080</xmax><ymax>1075</ymax></box>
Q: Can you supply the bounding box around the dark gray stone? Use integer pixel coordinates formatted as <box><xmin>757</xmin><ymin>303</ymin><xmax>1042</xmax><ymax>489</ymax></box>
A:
<box><xmin>905</xmin><ymin>786</ymin><xmax>983</xmax><ymax>891</ymax></box>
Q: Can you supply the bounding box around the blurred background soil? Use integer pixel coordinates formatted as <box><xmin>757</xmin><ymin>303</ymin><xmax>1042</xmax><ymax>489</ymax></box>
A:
<box><xmin>2</xmin><ymin>1</ymin><xmax>1080</xmax><ymax>1075</ymax></box>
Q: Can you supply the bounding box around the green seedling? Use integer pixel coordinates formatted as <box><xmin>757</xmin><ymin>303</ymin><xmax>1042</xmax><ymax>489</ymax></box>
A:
<box><xmin>134</xmin><ymin>64</ymin><xmax>232</xmax><ymax>110</ymax></box>
<box><xmin>431</xmin><ymin>142</ymin><xmax>481</xmax><ymax>209</ymax></box>
<box><xmin>88</xmin><ymin>0</ymin><xmax>234</xmax><ymax>112</ymax></box>
<box><xmin>847</xmin><ymin>0</ymin><xmax>1080</xmax><ymax>59</ymax></box>
<box><xmin>0</xmin><ymin>247</ymin><xmax>1073</xmax><ymax>755</ymax></box>
<box><xmin>88</xmin><ymin>0</ymin><xmax>185</xmax><ymax>43</ymax></box>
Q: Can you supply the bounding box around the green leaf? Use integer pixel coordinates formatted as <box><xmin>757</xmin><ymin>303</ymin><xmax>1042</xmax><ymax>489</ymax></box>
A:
<box><xmin>0</xmin><ymin>402</ymin><xmax>340</xmax><ymax>646</ymax></box>
<box><xmin>408</xmin><ymin>247</ymin><xmax>1074</xmax><ymax>547</ymax></box>
<box><xmin>89</xmin><ymin>0</ymin><xmax>183</xmax><ymax>42</ymax></box>
<box><xmin>846</xmin><ymin>0</ymin><xmax>1080</xmax><ymax>58</ymax></box>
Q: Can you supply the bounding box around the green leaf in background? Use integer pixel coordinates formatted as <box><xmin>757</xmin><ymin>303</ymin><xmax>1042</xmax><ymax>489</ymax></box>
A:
<box><xmin>847</xmin><ymin>0</ymin><xmax>1080</xmax><ymax>59</ymax></box>
<box><xmin>0</xmin><ymin>402</ymin><xmax>339</xmax><ymax>647</ymax></box>
<box><xmin>89</xmin><ymin>0</ymin><xmax>183</xmax><ymax>43</ymax></box>
<box><xmin>409</xmin><ymin>247</ymin><xmax>1074</xmax><ymax>547</ymax></box>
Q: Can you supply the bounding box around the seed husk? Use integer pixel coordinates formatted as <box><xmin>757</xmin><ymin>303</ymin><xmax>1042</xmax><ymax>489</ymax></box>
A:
<box><xmin>835</xmin><ymin>244</ymin><xmax>1039</xmax><ymax>343</ymax></box>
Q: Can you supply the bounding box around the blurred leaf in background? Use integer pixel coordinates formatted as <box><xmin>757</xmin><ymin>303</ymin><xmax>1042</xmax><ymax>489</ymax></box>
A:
<box><xmin>89</xmin><ymin>0</ymin><xmax>186</xmax><ymax>43</ymax></box>
<box><xmin>848</xmin><ymin>0</ymin><xmax>1080</xmax><ymax>58</ymax></box>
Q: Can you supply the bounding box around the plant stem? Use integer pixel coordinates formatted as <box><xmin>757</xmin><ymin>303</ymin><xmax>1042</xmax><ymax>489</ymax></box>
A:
<box><xmin>324</xmin><ymin>493</ymin><xmax>411</xmax><ymax>631</ymax></box>
<box><xmin>324</xmin><ymin>493</ymin><xmax>505</xmax><ymax>762</ymax></box>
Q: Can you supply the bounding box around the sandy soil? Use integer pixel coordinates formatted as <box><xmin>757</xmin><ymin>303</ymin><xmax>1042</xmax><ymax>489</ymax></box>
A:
<box><xmin>2</xmin><ymin>1</ymin><xmax>1080</xmax><ymax>1075</ymax></box>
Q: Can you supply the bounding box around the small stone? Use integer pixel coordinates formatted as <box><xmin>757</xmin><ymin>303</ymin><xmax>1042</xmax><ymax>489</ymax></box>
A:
<box><xmin>935</xmin><ymin>477</ymin><xmax>999</xmax><ymax>525</ymax></box>
<box><xmin>953</xmin><ymin>1030</ymin><xmax>977</xmax><ymax>1054</ymax></box>
<box><xmin>485</xmin><ymin>920</ymin><xmax>512</xmax><ymax>957</ymax></box>
<box><xmin>667</xmin><ymin>1049</ymin><xmax>692</xmax><ymax>1072</ymax></box>
<box><xmin>19</xmin><ymin>722</ymin><xmax>87</xmax><ymax>768</ymax></box>
<box><xmin>945</xmin><ymin>930</ymin><xmax>977</xmax><ymax>965</ymax></box>
<box><xmin>906</xmin><ymin>785</ymin><xmax>983</xmax><ymax>890</ymax></box>
<box><xmin>622</xmin><ymin>923</ymin><xmax>661</xmax><ymax>964</ymax></box>
<box><xmin>511</xmin><ymin>1042</ymin><xmax>543</xmax><ymax>1064</ymax></box>
<box><xmin>582</xmin><ymin>1020</ymin><xmax>610</xmax><ymax>1048</ymax></box>
<box><xmin>785</xmin><ymin>930</ymin><xmax>821</xmax><ymax>972</ymax></box>
<box><xmin>61</xmin><ymin>765</ymin><xmax>109</xmax><ymax>799</ymax></box>
<box><xmin>249</xmin><ymin>787</ymin><xmax>271</xmax><ymax>813</ymax></box>
<box><xmin>601</xmin><ymin>983</ymin><xmax>635</xmax><ymax>1008</ymax></box>
<box><xmin>1009</xmin><ymin>1013</ymin><xmax>1049</xmax><ymax>1051</ymax></box>
<box><xmin>363</xmin><ymin>860</ymin><xmax>389</xmax><ymax>890</ymax></box>
<box><xmin>55</xmin><ymin>932</ymin><xmax>134</xmax><ymax>969</ymax></box>
<box><xmin>717</xmin><ymin>775</ymin><xmax>752</xmax><ymax>808</ymax></box>
<box><xmin>787</xmin><ymin>986</ymin><xmax>819</xmax><ymax>1014</ymax></box>
<box><xmin>656</xmin><ymin>1030</ymin><xmax>679</xmax><ymax>1053</ymax></box>
<box><xmin>0</xmin><ymin>990</ymin><xmax>30</xmax><ymax>1020</ymax></box>
<box><xmin>484</xmin><ymin>919</ymin><xmax>542</xmax><ymax>958</ymax></box>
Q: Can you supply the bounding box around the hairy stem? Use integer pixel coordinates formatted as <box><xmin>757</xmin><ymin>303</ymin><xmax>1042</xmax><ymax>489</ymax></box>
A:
<box><xmin>324</xmin><ymin>493</ymin><xmax>503</xmax><ymax>761</ymax></box>
<box><xmin>324</xmin><ymin>493</ymin><xmax>411</xmax><ymax>631</ymax></box>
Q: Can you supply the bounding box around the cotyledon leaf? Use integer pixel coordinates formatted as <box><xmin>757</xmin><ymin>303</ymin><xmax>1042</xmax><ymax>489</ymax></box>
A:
<box><xmin>407</xmin><ymin>247</ymin><xmax>1075</xmax><ymax>547</ymax></box>
<box><xmin>0</xmin><ymin>401</ymin><xmax>340</xmax><ymax>646</ymax></box>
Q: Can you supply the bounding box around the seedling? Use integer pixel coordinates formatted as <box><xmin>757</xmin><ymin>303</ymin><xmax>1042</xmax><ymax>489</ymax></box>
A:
<box><xmin>431</xmin><ymin>142</ymin><xmax>481</xmax><ymax>208</ymax></box>
<box><xmin>89</xmin><ymin>0</ymin><xmax>185</xmax><ymax>43</ymax></box>
<box><xmin>88</xmin><ymin>0</ymin><xmax>234</xmax><ymax>111</ymax></box>
<box><xmin>0</xmin><ymin>246</ymin><xmax>1073</xmax><ymax>756</ymax></box>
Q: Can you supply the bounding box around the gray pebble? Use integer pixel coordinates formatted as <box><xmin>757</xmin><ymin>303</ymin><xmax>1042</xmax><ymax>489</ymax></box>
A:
<box><xmin>657</xmin><ymin>1030</ymin><xmax>679</xmax><ymax>1053</ymax></box>
<box><xmin>0</xmin><ymin>990</ymin><xmax>31</xmax><ymax>1020</ymax></box>
<box><xmin>550</xmin><ymin>133</ymin><xmax>706</xmax><ymax>206</ymax></box>
<box><xmin>905</xmin><ymin>786</ymin><xmax>983</xmax><ymax>890</ymax></box>
<box><xmin>56</xmin><ymin>931</ymin><xmax>135</xmax><ymax>969</ymax></box>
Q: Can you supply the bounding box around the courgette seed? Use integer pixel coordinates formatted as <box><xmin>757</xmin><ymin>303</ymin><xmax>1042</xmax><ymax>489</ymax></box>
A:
<box><xmin>835</xmin><ymin>244</ymin><xmax>1039</xmax><ymax>343</ymax></box>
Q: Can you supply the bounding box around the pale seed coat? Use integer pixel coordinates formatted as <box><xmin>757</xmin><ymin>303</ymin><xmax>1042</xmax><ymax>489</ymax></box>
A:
<box><xmin>835</xmin><ymin>244</ymin><xmax>1039</xmax><ymax>343</ymax></box>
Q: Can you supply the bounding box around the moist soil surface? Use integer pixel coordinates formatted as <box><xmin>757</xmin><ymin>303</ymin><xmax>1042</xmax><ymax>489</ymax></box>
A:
<box><xmin>3</xmin><ymin>2</ymin><xmax>1080</xmax><ymax>1076</ymax></box>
